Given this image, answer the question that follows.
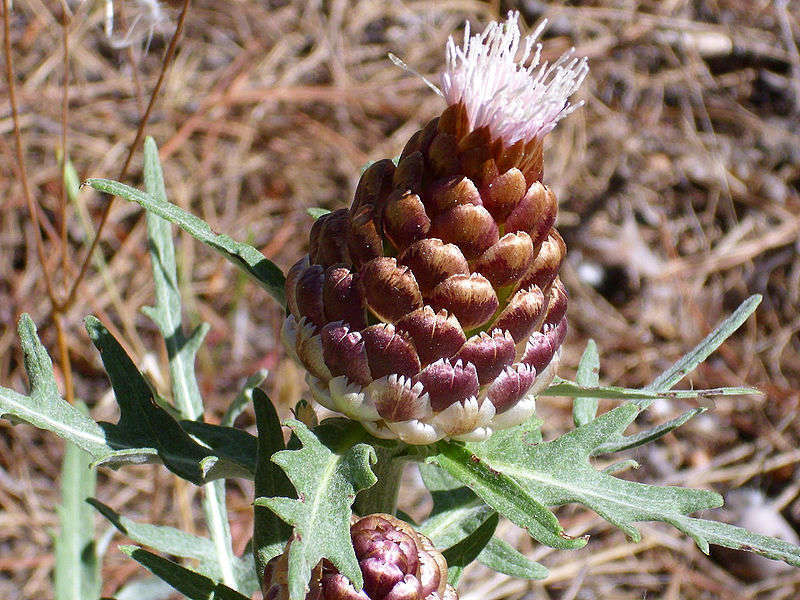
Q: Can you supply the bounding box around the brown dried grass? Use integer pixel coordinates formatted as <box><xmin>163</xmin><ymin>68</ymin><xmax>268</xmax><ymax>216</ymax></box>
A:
<box><xmin>1</xmin><ymin>0</ymin><xmax>799</xmax><ymax>598</ymax></box>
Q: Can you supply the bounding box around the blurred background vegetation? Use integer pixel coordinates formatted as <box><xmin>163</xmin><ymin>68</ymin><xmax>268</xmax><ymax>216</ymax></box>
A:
<box><xmin>1</xmin><ymin>0</ymin><xmax>799</xmax><ymax>598</ymax></box>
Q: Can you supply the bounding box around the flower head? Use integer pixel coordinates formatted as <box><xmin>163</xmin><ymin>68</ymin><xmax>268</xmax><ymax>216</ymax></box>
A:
<box><xmin>282</xmin><ymin>13</ymin><xmax>579</xmax><ymax>444</ymax></box>
<box><xmin>263</xmin><ymin>514</ymin><xmax>458</xmax><ymax>600</ymax></box>
<box><xmin>441</xmin><ymin>11</ymin><xmax>588</xmax><ymax>147</ymax></box>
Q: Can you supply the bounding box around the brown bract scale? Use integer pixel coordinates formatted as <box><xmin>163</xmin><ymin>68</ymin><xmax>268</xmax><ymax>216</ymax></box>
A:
<box><xmin>262</xmin><ymin>514</ymin><xmax>458</xmax><ymax>600</ymax></box>
<box><xmin>282</xmin><ymin>100</ymin><xmax>569</xmax><ymax>444</ymax></box>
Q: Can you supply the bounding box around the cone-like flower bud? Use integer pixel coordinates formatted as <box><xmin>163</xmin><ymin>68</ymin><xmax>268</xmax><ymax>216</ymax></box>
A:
<box><xmin>282</xmin><ymin>11</ymin><xmax>586</xmax><ymax>443</ymax></box>
<box><xmin>263</xmin><ymin>514</ymin><xmax>457</xmax><ymax>600</ymax></box>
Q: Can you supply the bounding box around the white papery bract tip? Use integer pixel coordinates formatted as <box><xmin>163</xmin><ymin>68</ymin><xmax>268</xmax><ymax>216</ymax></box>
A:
<box><xmin>440</xmin><ymin>11</ymin><xmax>588</xmax><ymax>146</ymax></box>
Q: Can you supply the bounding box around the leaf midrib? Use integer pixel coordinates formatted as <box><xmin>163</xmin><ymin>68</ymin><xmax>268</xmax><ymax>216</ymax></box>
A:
<box><xmin>1</xmin><ymin>388</ymin><xmax>107</xmax><ymax>450</ymax></box>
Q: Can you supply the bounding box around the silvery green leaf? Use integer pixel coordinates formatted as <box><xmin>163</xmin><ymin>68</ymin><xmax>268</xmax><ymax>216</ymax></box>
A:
<box><xmin>572</xmin><ymin>339</ymin><xmax>599</xmax><ymax>427</ymax></box>
<box><xmin>85</xmin><ymin>177</ymin><xmax>285</xmax><ymax>307</ymax></box>
<box><xmin>1</xmin><ymin>316</ymin><xmax>107</xmax><ymax>454</ymax></box>
<box><xmin>85</xmin><ymin>316</ymin><xmax>241</xmax><ymax>484</ymax></box>
<box><xmin>544</xmin><ymin>380</ymin><xmax>758</xmax><ymax>404</ymax></box>
<box><xmin>442</xmin><ymin>513</ymin><xmax>499</xmax><ymax>586</ymax></box>
<box><xmin>221</xmin><ymin>370</ymin><xmax>268</xmax><ymax>427</ymax></box>
<box><xmin>120</xmin><ymin>546</ymin><xmax>249</xmax><ymax>600</ymax></box>
<box><xmin>252</xmin><ymin>390</ymin><xmax>294</xmax><ymax>579</ymax></box>
<box><xmin>647</xmin><ymin>295</ymin><xmax>761</xmax><ymax>393</ymax></box>
<box><xmin>592</xmin><ymin>407</ymin><xmax>706</xmax><ymax>456</ymax></box>
<box><xmin>142</xmin><ymin>136</ymin><xmax>208</xmax><ymax>421</ymax></box>
<box><xmin>141</xmin><ymin>136</ymin><xmax>239</xmax><ymax>589</ymax></box>
<box><xmin>255</xmin><ymin>419</ymin><xmax>377</xmax><ymax>600</ymax></box>
<box><xmin>430</xmin><ymin>437</ymin><xmax>585</xmax><ymax>551</ymax></box>
<box><xmin>477</xmin><ymin>536</ymin><xmax>548</xmax><ymax>580</ymax></box>
<box><xmin>416</xmin><ymin>463</ymin><xmax>548</xmax><ymax>579</ymax></box>
<box><xmin>307</xmin><ymin>207</ymin><xmax>330</xmax><ymax>219</ymax></box>
<box><xmin>670</xmin><ymin>517</ymin><xmax>800</xmax><ymax>565</ymax></box>
<box><xmin>179</xmin><ymin>421</ymin><xmax>257</xmax><ymax>476</ymax></box>
<box><xmin>443</xmin><ymin>402</ymin><xmax>800</xmax><ymax>567</ymax></box>
<box><xmin>114</xmin><ymin>577</ymin><xmax>174</xmax><ymax>600</ymax></box>
<box><xmin>464</xmin><ymin>404</ymin><xmax>722</xmax><ymax>541</ymax></box>
<box><xmin>90</xmin><ymin>499</ymin><xmax>259</xmax><ymax>596</ymax></box>
<box><xmin>0</xmin><ymin>316</ymin><xmax>204</xmax><ymax>477</ymax></box>
<box><xmin>55</xmin><ymin>406</ymin><xmax>101</xmax><ymax>600</ymax></box>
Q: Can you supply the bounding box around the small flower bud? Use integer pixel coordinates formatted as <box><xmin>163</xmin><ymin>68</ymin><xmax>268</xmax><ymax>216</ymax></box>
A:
<box><xmin>263</xmin><ymin>514</ymin><xmax>458</xmax><ymax>600</ymax></box>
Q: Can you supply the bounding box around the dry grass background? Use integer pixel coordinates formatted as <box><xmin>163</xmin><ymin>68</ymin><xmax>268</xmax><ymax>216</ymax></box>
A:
<box><xmin>1</xmin><ymin>0</ymin><xmax>799</xmax><ymax>598</ymax></box>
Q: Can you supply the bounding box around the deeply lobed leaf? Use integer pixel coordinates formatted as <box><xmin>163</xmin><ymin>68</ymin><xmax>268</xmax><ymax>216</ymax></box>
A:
<box><xmin>255</xmin><ymin>420</ymin><xmax>377</xmax><ymax>600</ymax></box>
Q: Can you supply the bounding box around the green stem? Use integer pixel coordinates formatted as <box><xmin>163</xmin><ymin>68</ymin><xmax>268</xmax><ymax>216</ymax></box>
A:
<box><xmin>354</xmin><ymin>445</ymin><xmax>406</xmax><ymax>516</ymax></box>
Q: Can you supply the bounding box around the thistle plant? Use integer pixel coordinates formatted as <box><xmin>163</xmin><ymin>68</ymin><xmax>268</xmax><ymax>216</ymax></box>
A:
<box><xmin>2</xmin><ymin>11</ymin><xmax>800</xmax><ymax>600</ymax></box>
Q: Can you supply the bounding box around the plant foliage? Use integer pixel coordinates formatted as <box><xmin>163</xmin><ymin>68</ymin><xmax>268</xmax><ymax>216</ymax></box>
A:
<box><xmin>255</xmin><ymin>420</ymin><xmax>377</xmax><ymax>600</ymax></box>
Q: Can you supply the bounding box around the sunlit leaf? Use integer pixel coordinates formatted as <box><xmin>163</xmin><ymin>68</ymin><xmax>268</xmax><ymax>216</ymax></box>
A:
<box><xmin>255</xmin><ymin>420</ymin><xmax>376</xmax><ymax>600</ymax></box>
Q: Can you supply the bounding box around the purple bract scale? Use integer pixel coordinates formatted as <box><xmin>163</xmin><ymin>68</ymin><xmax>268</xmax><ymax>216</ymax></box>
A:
<box><xmin>395</xmin><ymin>307</ymin><xmax>466</xmax><ymax>367</ymax></box>
<box><xmin>487</xmin><ymin>363</ymin><xmax>537</xmax><ymax>414</ymax></box>
<box><xmin>414</xmin><ymin>359</ymin><xmax>479</xmax><ymax>412</ymax></box>
<box><xmin>323</xmin><ymin>267</ymin><xmax>367</xmax><ymax>330</ymax></box>
<box><xmin>361</xmin><ymin>324</ymin><xmax>421</xmax><ymax>380</ymax></box>
<box><xmin>453</xmin><ymin>329</ymin><xmax>515</xmax><ymax>384</ymax></box>
<box><xmin>320</xmin><ymin>323</ymin><xmax>372</xmax><ymax>387</ymax></box>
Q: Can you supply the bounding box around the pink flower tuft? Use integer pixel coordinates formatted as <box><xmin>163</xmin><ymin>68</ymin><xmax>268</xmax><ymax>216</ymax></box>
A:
<box><xmin>440</xmin><ymin>11</ymin><xmax>588</xmax><ymax>146</ymax></box>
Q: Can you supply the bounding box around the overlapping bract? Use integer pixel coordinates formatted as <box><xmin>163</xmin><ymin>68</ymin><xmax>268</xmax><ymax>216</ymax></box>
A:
<box><xmin>263</xmin><ymin>514</ymin><xmax>457</xmax><ymax>600</ymax></box>
<box><xmin>282</xmin><ymin>101</ymin><xmax>568</xmax><ymax>444</ymax></box>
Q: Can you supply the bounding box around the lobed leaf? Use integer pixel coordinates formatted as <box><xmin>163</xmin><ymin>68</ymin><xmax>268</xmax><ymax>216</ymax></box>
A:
<box><xmin>252</xmin><ymin>390</ymin><xmax>294</xmax><ymax>579</ymax></box>
<box><xmin>416</xmin><ymin>463</ymin><xmax>548</xmax><ymax>580</ymax></box>
<box><xmin>0</xmin><ymin>317</ymin><xmax>226</xmax><ymax>478</ymax></box>
<box><xmin>477</xmin><ymin>536</ymin><xmax>549</xmax><ymax>580</ymax></box>
<box><xmin>142</xmin><ymin>136</ymin><xmax>208</xmax><ymax>422</ymax></box>
<box><xmin>430</xmin><ymin>440</ymin><xmax>586</xmax><ymax>551</ymax></box>
<box><xmin>141</xmin><ymin>137</ymin><xmax>239</xmax><ymax>589</ymax></box>
<box><xmin>446</xmin><ymin>403</ymin><xmax>800</xmax><ymax>568</ymax></box>
<box><xmin>0</xmin><ymin>316</ymin><xmax>108</xmax><ymax>456</ymax></box>
<box><xmin>179</xmin><ymin>421</ymin><xmax>257</xmax><ymax>476</ymax></box>
<box><xmin>544</xmin><ymin>380</ymin><xmax>758</xmax><ymax>404</ymax></box>
<box><xmin>85</xmin><ymin>177</ymin><xmax>285</xmax><ymax>307</ymax></box>
<box><xmin>442</xmin><ymin>513</ymin><xmax>499</xmax><ymax>586</ymax></box>
<box><xmin>673</xmin><ymin>516</ymin><xmax>800</xmax><ymax>566</ymax></box>
<box><xmin>255</xmin><ymin>419</ymin><xmax>377</xmax><ymax>600</ymax></box>
<box><xmin>221</xmin><ymin>370</ymin><xmax>268</xmax><ymax>427</ymax></box>
<box><xmin>85</xmin><ymin>316</ymin><xmax>246</xmax><ymax>483</ymax></box>
<box><xmin>418</xmin><ymin>498</ymin><xmax>495</xmax><ymax>551</ymax></box>
<box><xmin>592</xmin><ymin>407</ymin><xmax>706</xmax><ymax>456</ymax></box>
